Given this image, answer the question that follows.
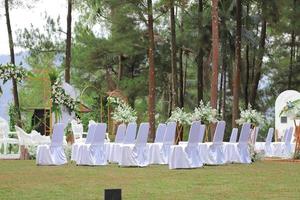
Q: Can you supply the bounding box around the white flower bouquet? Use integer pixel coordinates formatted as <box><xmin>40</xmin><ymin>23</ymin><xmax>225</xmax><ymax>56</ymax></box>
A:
<box><xmin>167</xmin><ymin>107</ymin><xmax>192</xmax><ymax>125</ymax></box>
<box><xmin>192</xmin><ymin>100</ymin><xmax>218</xmax><ymax>125</ymax></box>
<box><xmin>51</xmin><ymin>80</ymin><xmax>77</xmax><ymax>114</ymax></box>
<box><xmin>111</xmin><ymin>104</ymin><xmax>137</xmax><ymax>123</ymax></box>
<box><xmin>236</xmin><ymin>105</ymin><xmax>265</xmax><ymax>127</ymax></box>
<box><xmin>0</xmin><ymin>63</ymin><xmax>28</xmax><ymax>83</ymax></box>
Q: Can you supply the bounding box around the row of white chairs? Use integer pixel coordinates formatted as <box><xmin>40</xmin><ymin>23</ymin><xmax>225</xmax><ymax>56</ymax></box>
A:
<box><xmin>35</xmin><ymin>120</ymin><xmax>296</xmax><ymax>167</ymax></box>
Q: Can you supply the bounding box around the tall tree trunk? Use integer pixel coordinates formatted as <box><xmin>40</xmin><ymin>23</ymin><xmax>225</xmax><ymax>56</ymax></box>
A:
<box><xmin>288</xmin><ymin>33</ymin><xmax>295</xmax><ymax>89</ymax></box>
<box><xmin>118</xmin><ymin>54</ymin><xmax>123</xmax><ymax>83</ymax></box>
<box><xmin>178</xmin><ymin>3</ymin><xmax>185</xmax><ymax>108</ymax></box>
<box><xmin>147</xmin><ymin>0</ymin><xmax>156</xmax><ymax>141</ymax></box>
<box><xmin>5</xmin><ymin>0</ymin><xmax>21</xmax><ymax>127</ymax></box>
<box><xmin>170</xmin><ymin>0</ymin><xmax>178</xmax><ymax>108</ymax></box>
<box><xmin>221</xmin><ymin>17</ymin><xmax>227</xmax><ymax>120</ymax></box>
<box><xmin>244</xmin><ymin>4</ymin><xmax>250</xmax><ymax>108</ymax></box>
<box><xmin>232</xmin><ymin>0</ymin><xmax>242</xmax><ymax>128</ymax></box>
<box><xmin>65</xmin><ymin>0</ymin><xmax>72</xmax><ymax>83</ymax></box>
<box><xmin>211</xmin><ymin>0</ymin><xmax>219</xmax><ymax>109</ymax></box>
<box><xmin>210</xmin><ymin>0</ymin><xmax>219</xmax><ymax>139</ymax></box>
<box><xmin>197</xmin><ymin>0</ymin><xmax>204</xmax><ymax>104</ymax></box>
<box><xmin>250</xmin><ymin>19</ymin><xmax>267</xmax><ymax>107</ymax></box>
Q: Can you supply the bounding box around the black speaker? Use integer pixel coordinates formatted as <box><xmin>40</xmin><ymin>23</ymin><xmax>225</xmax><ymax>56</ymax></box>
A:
<box><xmin>104</xmin><ymin>189</ymin><xmax>122</xmax><ymax>200</ymax></box>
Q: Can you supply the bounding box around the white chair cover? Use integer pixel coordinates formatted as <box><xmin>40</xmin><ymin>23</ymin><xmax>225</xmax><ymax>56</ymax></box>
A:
<box><xmin>169</xmin><ymin>121</ymin><xmax>204</xmax><ymax>169</ymax></box>
<box><xmin>224</xmin><ymin>123</ymin><xmax>251</xmax><ymax>163</ymax></box>
<box><xmin>36</xmin><ymin>123</ymin><xmax>67</xmax><ymax>165</ymax></box>
<box><xmin>31</xmin><ymin>130</ymin><xmax>51</xmax><ymax>145</ymax></box>
<box><xmin>123</xmin><ymin>122</ymin><xmax>137</xmax><ymax>144</ymax></box>
<box><xmin>71</xmin><ymin>123</ymin><xmax>96</xmax><ymax>161</ymax></box>
<box><xmin>76</xmin><ymin>123</ymin><xmax>107</xmax><ymax>165</ymax></box>
<box><xmin>148</xmin><ymin>121</ymin><xmax>177</xmax><ymax>164</ymax></box>
<box><xmin>255</xmin><ymin>128</ymin><xmax>274</xmax><ymax>155</ymax></box>
<box><xmin>108</xmin><ymin>122</ymin><xmax>137</xmax><ymax>163</ymax></box>
<box><xmin>271</xmin><ymin>127</ymin><xmax>294</xmax><ymax>158</ymax></box>
<box><xmin>154</xmin><ymin>123</ymin><xmax>167</xmax><ymax>143</ymax></box>
<box><xmin>206</xmin><ymin>121</ymin><xmax>226</xmax><ymax>165</ymax></box>
<box><xmin>115</xmin><ymin>123</ymin><xmax>126</xmax><ymax>143</ymax></box>
<box><xmin>229</xmin><ymin>128</ymin><xmax>238</xmax><ymax>143</ymax></box>
<box><xmin>119</xmin><ymin>123</ymin><xmax>150</xmax><ymax>167</ymax></box>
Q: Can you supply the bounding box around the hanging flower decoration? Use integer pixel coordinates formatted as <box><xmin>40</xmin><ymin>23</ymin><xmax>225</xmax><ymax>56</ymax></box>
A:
<box><xmin>51</xmin><ymin>80</ymin><xmax>77</xmax><ymax>114</ymax></box>
<box><xmin>108</xmin><ymin>96</ymin><xmax>137</xmax><ymax>123</ymax></box>
<box><xmin>236</xmin><ymin>105</ymin><xmax>265</xmax><ymax>126</ymax></box>
<box><xmin>280</xmin><ymin>100</ymin><xmax>300</xmax><ymax>119</ymax></box>
<box><xmin>167</xmin><ymin>107</ymin><xmax>192</xmax><ymax>125</ymax></box>
<box><xmin>0</xmin><ymin>63</ymin><xmax>28</xmax><ymax>83</ymax></box>
<box><xmin>192</xmin><ymin>100</ymin><xmax>218</xmax><ymax>124</ymax></box>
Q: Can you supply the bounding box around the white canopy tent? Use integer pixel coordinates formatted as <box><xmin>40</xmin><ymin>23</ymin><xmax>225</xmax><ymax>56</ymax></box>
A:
<box><xmin>275</xmin><ymin>90</ymin><xmax>300</xmax><ymax>141</ymax></box>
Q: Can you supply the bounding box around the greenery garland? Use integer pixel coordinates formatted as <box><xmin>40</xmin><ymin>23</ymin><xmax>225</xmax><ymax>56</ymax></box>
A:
<box><xmin>0</xmin><ymin>63</ymin><xmax>28</xmax><ymax>83</ymax></box>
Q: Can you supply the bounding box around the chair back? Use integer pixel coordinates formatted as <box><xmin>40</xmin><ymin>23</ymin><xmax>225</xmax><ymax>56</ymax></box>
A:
<box><xmin>51</xmin><ymin>123</ymin><xmax>65</xmax><ymax>147</ymax></box>
<box><xmin>154</xmin><ymin>123</ymin><xmax>167</xmax><ymax>143</ymax></box>
<box><xmin>135</xmin><ymin>123</ymin><xmax>150</xmax><ymax>145</ymax></box>
<box><xmin>15</xmin><ymin>126</ymin><xmax>33</xmax><ymax>146</ymax></box>
<box><xmin>265</xmin><ymin>128</ymin><xmax>274</xmax><ymax>144</ymax></box>
<box><xmin>238</xmin><ymin>123</ymin><xmax>251</xmax><ymax>144</ymax></box>
<box><xmin>85</xmin><ymin>124</ymin><xmax>97</xmax><ymax>144</ymax></box>
<box><xmin>229</xmin><ymin>128</ymin><xmax>238</xmax><ymax>143</ymax></box>
<box><xmin>285</xmin><ymin>127</ymin><xmax>294</xmax><ymax>145</ymax></box>
<box><xmin>212</xmin><ymin>121</ymin><xmax>226</xmax><ymax>144</ymax></box>
<box><xmin>187</xmin><ymin>121</ymin><xmax>203</xmax><ymax>145</ymax></box>
<box><xmin>115</xmin><ymin>123</ymin><xmax>126</xmax><ymax>143</ymax></box>
<box><xmin>163</xmin><ymin>122</ymin><xmax>177</xmax><ymax>145</ymax></box>
<box><xmin>71</xmin><ymin>122</ymin><xmax>83</xmax><ymax>139</ymax></box>
<box><xmin>123</xmin><ymin>122</ymin><xmax>137</xmax><ymax>144</ymax></box>
<box><xmin>282</xmin><ymin>128</ymin><xmax>289</xmax><ymax>142</ymax></box>
<box><xmin>91</xmin><ymin>123</ymin><xmax>107</xmax><ymax>145</ymax></box>
<box><xmin>253</xmin><ymin>127</ymin><xmax>259</xmax><ymax>143</ymax></box>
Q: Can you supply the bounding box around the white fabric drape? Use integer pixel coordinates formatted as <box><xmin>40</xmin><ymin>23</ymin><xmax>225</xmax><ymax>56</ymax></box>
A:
<box><xmin>71</xmin><ymin>123</ymin><xmax>96</xmax><ymax>161</ymax></box>
<box><xmin>119</xmin><ymin>123</ymin><xmax>150</xmax><ymax>167</ymax></box>
<box><xmin>154</xmin><ymin>123</ymin><xmax>167</xmax><ymax>143</ymax></box>
<box><xmin>148</xmin><ymin>122</ymin><xmax>177</xmax><ymax>165</ymax></box>
<box><xmin>224</xmin><ymin>123</ymin><xmax>251</xmax><ymax>164</ymax></box>
<box><xmin>36</xmin><ymin>123</ymin><xmax>67</xmax><ymax>165</ymax></box>
<box><xmin>76</xmin><ymin>123</ymin><xmax>107</xmax><ymax>166</ymax></box>
<box><xmin>108</xmin><ymin>122</ymin><xmax>137</xmax><ymax>163</ymax></box>
<box><xmin>169</xmin><ymin>121</ymin><xmax>204</xmax><ymax>169</ymax></box>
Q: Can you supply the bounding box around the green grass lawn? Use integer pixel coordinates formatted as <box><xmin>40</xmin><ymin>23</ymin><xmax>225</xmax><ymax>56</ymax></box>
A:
<box><xmin>0</xmin><ymin>160</ymin><xmax>300</xmax><ymax>200</ymax></box>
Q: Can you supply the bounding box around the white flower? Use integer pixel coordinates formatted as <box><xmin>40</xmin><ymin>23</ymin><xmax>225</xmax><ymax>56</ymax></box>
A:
<box><xmin>192</xmin><ymin>100</ymin><xmax>218</xmax><ymax>124</ymax></box>
<box><xmin>167</xmin><ymin>107</ymin><xmax>192</xmax><ymax>125</ymax></box>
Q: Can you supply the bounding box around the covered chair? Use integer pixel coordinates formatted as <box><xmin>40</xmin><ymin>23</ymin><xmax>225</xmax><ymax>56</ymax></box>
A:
<box><xmin>108</xmin><ymin>122</ymin><xmax>136</xmax><ymax>163</ymax></box>
<box><xmin>106</xmin><ymin>123</ymin><xmax>126</xmax><ymax>161</ymax></box>
<box><xmin>148</xmin><ymin>122</ymin><xmax>177</xmax><ymax>165</ymax></box>
<box><xmin>15</xmin><ymin>126</ymin><xmax>34</xmax><ymax>147</ymax></box>
<box><xmin>169</xmin><ymin>121</ymin><xmax>205</xmax><ymax>169</ymax></box>
<box><xmin>271</xmin><ymin>127</ymin><xmax>293</xmax><ymax>158</ymax></box>
<box><xmin>71</xmin><ymin>123</ymin><xmax>96</xmax><ymax>161</ymax></box>
<box><xmin>118</xmin><ymin>123</ymin><xmax>150</xmax><ymax>167</ymax></box>
<box><xmin>224</xmin><ymin>123</ymin><xmax>252</xmax><ymax>164</ymax></box>
<box><xmin>229</xmin><ymin>128</ymin><xmax>238</xmax><ymax>143</ymax></box>
<box><xmin>76</xmin><ymin>123</ymin><xmax>108</xmax><ymax>166</ymax></box>
<box><xmin>36</xmin><ymin>123</ymin><xmax>67</xmax><ymax>165</ymax></box>
<box><xmin>272</xmin><ymin>127</ymin><xmax>294</xmax><ymax>158</ymax></box>
<box><xmin>205</xmin><ymin>121</ymin><xmax>226</xmax><ymax>165</ymax></box>
<box><xmin>255</xmin><ymin>128</ymin><xmax>274</xmax><ymax>154</ymax></box>
<box><xmin>154</xmin><ymin>123</ymin><xmax>167</xmax><ymax>143</ymax></box>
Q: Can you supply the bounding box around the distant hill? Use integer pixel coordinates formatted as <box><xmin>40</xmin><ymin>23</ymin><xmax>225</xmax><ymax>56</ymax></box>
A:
<box><xmin>0</xmin><ymin>52</ymin><xmax>28</xmax><ymax>120</ymax></box>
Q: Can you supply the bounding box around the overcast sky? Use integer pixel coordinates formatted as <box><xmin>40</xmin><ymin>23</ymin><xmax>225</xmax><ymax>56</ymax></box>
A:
<box><xmin>0</xmin><ymin>0</ymin><xmax>71</xmax><ymax>55</ymax></box>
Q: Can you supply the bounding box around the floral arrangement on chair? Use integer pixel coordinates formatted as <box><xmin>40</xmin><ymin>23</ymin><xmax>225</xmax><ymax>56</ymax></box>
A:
<box><xmin>236</xmin><ymin>105</ymin><xmax>265</xmax><ymax>127</ymax></box>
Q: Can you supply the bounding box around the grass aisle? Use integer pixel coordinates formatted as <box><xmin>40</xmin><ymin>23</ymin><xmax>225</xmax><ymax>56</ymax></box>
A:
<box><xmin>0</xmin><ymin>160</ymin><xmax>299</xmax><ymax>200</ymax></box>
